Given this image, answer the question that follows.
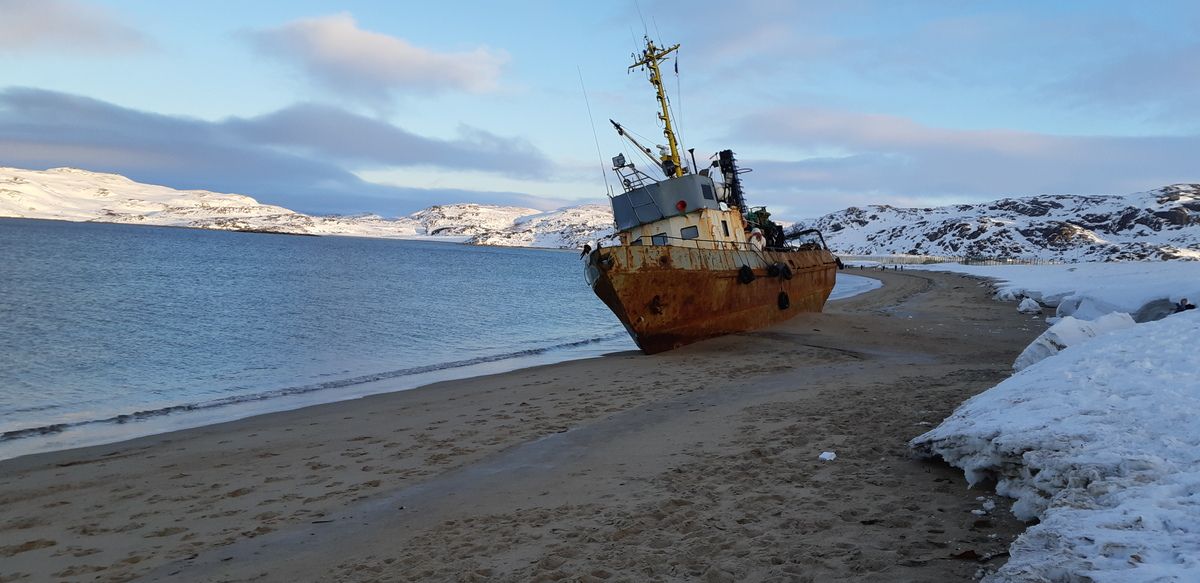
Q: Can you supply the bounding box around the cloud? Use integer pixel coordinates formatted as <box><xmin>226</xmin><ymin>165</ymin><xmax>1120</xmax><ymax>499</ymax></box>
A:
<box><xmin>0</xmin><ymin>0</ymin><xmax>149</xmax><ymax>54</ymax></box>
<box><xmin>244</xmin><ymin>13</ymin><xmax>507</xmax><ymax>104</ymax></box>
<box><xmin>630</xmin><ymin>0</ymin><xmax>850</xmax><ymax>85</ymax></box>
<box><xmin>636</xmin><ymin>1</ymin><xmax>1198</xmax><ymax>123</ymax></box>
<box><xmin>1048</xmin><ymin>42</ymin><xmax>1200</xmax><ymax>125</ymax></box>
<box><xmin>731</xmin><ymin>107</ymin><xmax>1199</xmax><ymax>216</ymax></box>
<box><xmin>224</xmin><ymin>104</ymin><xmax>550</xmax><ymax>179</ymax></box>
<box><xmin>0</xmin><ymin>88</ymin><xmax>557</xmax><ymax>215</ymax></box>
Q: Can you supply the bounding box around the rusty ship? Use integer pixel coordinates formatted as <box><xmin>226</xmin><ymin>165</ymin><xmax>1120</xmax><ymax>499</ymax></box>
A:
<box><xmin>584</xmin><ymin>37</ymin><xmax>840</xmax><ymax>354</ymax></box>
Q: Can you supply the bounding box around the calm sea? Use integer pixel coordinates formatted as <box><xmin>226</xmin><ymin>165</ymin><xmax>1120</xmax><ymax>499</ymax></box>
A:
<box><xmin>0</xmin><ymin>219</ymin><xmax>641</xmax><ymax>460</ymax></box>
<box><xmin>0</xmin><ymin>218</ymin><xmax>873</xmax><ymax>461</ymax></box>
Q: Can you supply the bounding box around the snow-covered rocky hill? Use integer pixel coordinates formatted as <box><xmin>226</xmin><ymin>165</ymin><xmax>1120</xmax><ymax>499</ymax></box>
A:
<box><xmin>794</xmin><ymin>184</ymin><xmax>1200</xmax><ymax>261</ymax></box>
<box><xmin>0</xmin><ymin>167</ymin><xmax>426</xmax><ymax>237</ymax></box>
<box><xmin>408</xmin><ymin>204</ymin><xmax>540</xmax><ymax>238</ymax></box>
<box><xmin>469</xmin><ymin>204</ymin><xmax>616</xmax><ymax>248</ymax></box>
<box><xmin>9</xmin><ymin>166</ymin><xmax>1199</xmax><ymax>259</ymax></box>
<box><xmin>0</xmin><ymin>167</ymin><xmax>615</xmax><ymax>248</ymax></box>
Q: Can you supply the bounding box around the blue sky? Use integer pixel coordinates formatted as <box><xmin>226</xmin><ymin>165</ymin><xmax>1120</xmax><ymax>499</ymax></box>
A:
<box><xmin>1</xmin><ymin>0</ymin><xmax>1197</xmax><ymax>219</ymax></box>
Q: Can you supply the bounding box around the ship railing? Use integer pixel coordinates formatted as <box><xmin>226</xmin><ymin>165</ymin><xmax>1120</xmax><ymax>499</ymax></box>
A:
<box><xmin>625</xmin><ymin>234</ymin><xmax>827</xmax><ymax>267</ymax></box>
<box><xmin>628</xmin><ymin>233</ymin><xmax>754</xmax><ymax>250</ymax></box>
<box><xmin>614</xmin><ymin>165</ymin><xmax>657</xmax><ymax>191</ymax></box>
<box><xmin>628</xmin><ymin>233</ymin><xmax>823</xmax><ymax>252</ymax></box>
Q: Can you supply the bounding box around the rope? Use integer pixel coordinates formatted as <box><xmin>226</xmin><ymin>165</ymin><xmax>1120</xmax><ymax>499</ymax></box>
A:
<box><xmin>578</xmin><ymin>67</ymin><xmax>612</xmax><ymax>198</ymax></box>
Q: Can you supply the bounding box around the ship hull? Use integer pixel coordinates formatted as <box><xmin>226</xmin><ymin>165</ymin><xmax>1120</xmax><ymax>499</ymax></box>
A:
<box><xmin>587</xmin><ymin>245</ymin><xmax>837</xmax><ymax>354</ymax></box>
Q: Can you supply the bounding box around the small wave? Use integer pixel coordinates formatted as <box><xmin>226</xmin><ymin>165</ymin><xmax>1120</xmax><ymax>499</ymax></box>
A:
<box><xmin>1</xmin><ymin>332</ymin><xmax>626</xmax><ymax>443</ymax></box>
<box><xmin>6</xmin><ymin>402</ymin><xmax>66</xmax><ymax>414</ymax></box>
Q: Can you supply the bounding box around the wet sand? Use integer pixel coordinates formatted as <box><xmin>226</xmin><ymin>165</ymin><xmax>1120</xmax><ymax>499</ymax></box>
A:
<box><xmin>0</xmin><ymin>270</ymin><xmax>1044</xmax><ymax>582</ymax></box>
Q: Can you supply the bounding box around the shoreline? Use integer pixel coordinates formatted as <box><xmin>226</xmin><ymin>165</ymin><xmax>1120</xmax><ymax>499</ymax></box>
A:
<box><xmin>0</xmin><ymin>332</ymin><xmax>634</xmax><ymax>463</ymax></box>
<box><xmin>0</xmin><ymin>270</ymin><xmax>1042</xmax><ymax>582</ymax></box>
<box><xmin>0</xmin><ymin>274</ymin><xmax>878</xmax><ymax>464</ymax></box>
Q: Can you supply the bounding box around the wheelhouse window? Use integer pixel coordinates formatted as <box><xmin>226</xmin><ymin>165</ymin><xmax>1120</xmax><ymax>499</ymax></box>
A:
<box><xmin>680</xmin><ymin>225</ymin><xmax>699</xmax><ymax>240</ymax></box>
<box><xmin>630</xmin><ymin>238</ymin><xmax>643</xmax><ymax>245</ymax></box>
<box><xmin>701</xmin><ymin>184</ymin><xmax>715</xmax><ymax>200</ymax></box>
<box><xmin>651</xmin><ymin>233</ymin><xmax>668</xmax><ymax>245</ymax></box>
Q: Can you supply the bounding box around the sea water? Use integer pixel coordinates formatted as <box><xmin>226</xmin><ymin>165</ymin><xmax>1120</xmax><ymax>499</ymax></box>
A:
<box><xmin>0</xmin><ymin>218</ymin><xmax>874</xmax><ymax>460</ymax></box>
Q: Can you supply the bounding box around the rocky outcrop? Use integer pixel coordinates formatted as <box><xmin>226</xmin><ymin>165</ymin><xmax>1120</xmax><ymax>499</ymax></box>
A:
<box><xmin>794</xmin><ymin>185</ymin><xmax>1200</xmax><ymax>261</ymax></box>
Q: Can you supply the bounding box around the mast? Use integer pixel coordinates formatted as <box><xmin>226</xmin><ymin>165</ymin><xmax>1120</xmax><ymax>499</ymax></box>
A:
<box><xmin>629</xmin><ymin>37</ymin><xmax>684</xmax><ymax>178</ymax></box>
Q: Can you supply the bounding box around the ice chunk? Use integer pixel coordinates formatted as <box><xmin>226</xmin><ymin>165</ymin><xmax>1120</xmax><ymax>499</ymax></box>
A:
<box><xmin>911</xmin><ymin>311</ymin><xmax>1200</xmax><ymax>582</ymax></box>
<box><xmin>1012</xmin><ymin>312</ymin><xmax>1135</xmax><ymax>372</ymax></box>
<box><xmin>818</xmin><ymin>451</ymin><xmax>837</xmax><ymax>461</ymax></box>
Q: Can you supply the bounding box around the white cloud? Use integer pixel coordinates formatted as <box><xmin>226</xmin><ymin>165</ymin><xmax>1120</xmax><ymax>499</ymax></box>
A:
<box><xmin>731</xmin><ymin>107</ymin><xmax>1199</xmax><ymax>215</ymax></box>
<box><xmin>224</xmin><ymin>103</ymin><xmax>551</xmax><ymax>179</ymax></box>
<box><xmin>245</xmin><ymin>13</ymin><xmax>508</xmax><ymax>104</ymax></box>
<box><xmin>1048</xmin><ymin>42</ymin><xmax>1200</xmax><ymax>125</ymax></box>
<box><xmin>0</xmin><ymin>88</ymin><xmax>560</xmax><ymax>216</ymax></box>
<box><xmin>0</xmin><ymin>0</ymin><xmax>148</xmax><ymax>54</ymax></box>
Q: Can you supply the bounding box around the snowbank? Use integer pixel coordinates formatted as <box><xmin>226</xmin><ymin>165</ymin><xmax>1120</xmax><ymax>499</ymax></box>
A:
<box><xmin>1012</xmin><ymin>313</ymin><xmax>1136</xmax><ymax>372</ymax></box>
<box><xmin>911</xmin><ymin>262</ymin><xmax>1200</xmax><ymax>322</ymax></box>
<box><xmin>906</xmin><ymin>261</ymin><xmax>1200</xmax><ymax>581</ymax></box>
<box><xmin>913</xmin><ymin>307</ymin><xmax>1200</xmax><ymax>581</ymax></box>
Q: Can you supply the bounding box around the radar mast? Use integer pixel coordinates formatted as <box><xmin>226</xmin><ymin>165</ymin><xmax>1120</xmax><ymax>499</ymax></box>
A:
<box><xmin>628</xmin><ymin>37</ymin><xmax>684</xmax><ymax>178</ymax></box>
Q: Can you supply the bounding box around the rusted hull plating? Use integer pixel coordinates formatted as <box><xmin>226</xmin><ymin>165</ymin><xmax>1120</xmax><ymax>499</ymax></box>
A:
<box><xmin>587</xmin><ymin>245</ymin><xmax>837</xmax><ymax>354</ymax></box>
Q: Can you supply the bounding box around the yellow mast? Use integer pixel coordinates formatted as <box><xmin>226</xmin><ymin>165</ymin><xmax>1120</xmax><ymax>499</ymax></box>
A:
<box><xmin>629</xmin><ymin>38</ymin><xmax>684</xmax><ymax>178</ymax></box>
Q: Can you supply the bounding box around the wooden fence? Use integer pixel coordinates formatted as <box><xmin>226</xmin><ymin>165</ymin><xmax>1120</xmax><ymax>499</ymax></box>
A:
<box><xmin>841</xmin><ymin>254</ymin><xmax>1061</xmax><ymax>266</ymax></box>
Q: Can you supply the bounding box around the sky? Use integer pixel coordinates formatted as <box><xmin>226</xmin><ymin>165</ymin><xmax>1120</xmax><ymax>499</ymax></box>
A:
<box><xmin>1</xmin><ymin>0</ymin><xmax>1198</xmax><ymax>220</ymax></box>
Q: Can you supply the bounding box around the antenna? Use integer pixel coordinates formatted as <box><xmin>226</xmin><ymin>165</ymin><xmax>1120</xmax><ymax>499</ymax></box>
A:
<box><xmin>578</xmin><ymin>67</ymin><xmax>613</xmax><ymax>198</ymax></box>
<box><xmin>671</xmin><ymin>49</ymin><xmax>688</xmax><ymax>172</ymax></box>
<box><xmin>628</xmin><ymin>37</ymin><xmax>683</xmax><ymax>177</ymax></box>
<box><xmin>634</xmin><ymin>0</ymin><xmax>649</xmax><ymax>36</ymax></box>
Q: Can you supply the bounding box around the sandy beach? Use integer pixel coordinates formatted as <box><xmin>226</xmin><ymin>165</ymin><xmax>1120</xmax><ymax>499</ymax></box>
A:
<box><xmin>1</xmin><ymin>270</ymin><xmax>1044</xmax><ymax>582</ymax></box>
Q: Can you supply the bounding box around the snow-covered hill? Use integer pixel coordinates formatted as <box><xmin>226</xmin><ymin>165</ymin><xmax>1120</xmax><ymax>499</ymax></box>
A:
<box><xmin>469</xmin><ymin>204</ymin><xmax>616</xmax><ymax>248</ymax></box>
<box><xmin>408</xmin><ymin>204</ymin><xmax>540</xmax><ymax>238</ymax></box>
<box><xmin>10</xmin><ymin>166</ymin><xmax>1199</xmax><ymax>260</ymax></box>
<box><xmin>794</xmin><ymin>185</ymin><xmax>1200</xmax><ymax>261</ymax></box>
<box><xmin>0</xmin><ymin>167</ymin><xmax>426</xmax><ymax>237</ymax></box>
<box><xmin>0</xmin><ymin>167</ymin><xmax>614</xmax><ymax>248</ymax></box>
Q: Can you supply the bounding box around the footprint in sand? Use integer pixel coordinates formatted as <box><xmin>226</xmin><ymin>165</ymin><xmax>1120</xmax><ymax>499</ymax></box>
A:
<box><xmin>51</xmin><ymin>564</ymin><xmax>106</xmax><ymax>577</ymax></box>
<box><xmin>0</xmin><ymin>538</ymin><xmax>56</xmax><ymax>557</ymax></box>
<box><xmin>144</xmin><ymin>527</ymin><xmax>188</xmax><ymax>538</ymax></box>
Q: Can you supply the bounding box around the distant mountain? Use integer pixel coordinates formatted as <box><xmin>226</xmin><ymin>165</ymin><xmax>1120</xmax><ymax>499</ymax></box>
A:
<box><xmin>0</xmin><ymin>167</ymin><xmax>424</xmax><ymax>237</ymax></box>
<box><xmin>469</xmin><ymin>205</ymin><xmax>616</xmax><ymax>249</ymax></box>
<box><xmin>8</xmin><ymin>167</ymin><xmax>1198</xmax><ymax>259</ymax></box>
<box><xmin>0</xmin><ymin>167</ymin><xmax>614</xmax><ymax>248</ymax></box>
<box><xmin>408</xmin><ymin>204</ymin><xmax>541</xmax><ymax>238</ymax></box>
<box><xmin>793</xmin><ymin>185</ymin><xmax>1200</xmax><ymax>261</ymax></box>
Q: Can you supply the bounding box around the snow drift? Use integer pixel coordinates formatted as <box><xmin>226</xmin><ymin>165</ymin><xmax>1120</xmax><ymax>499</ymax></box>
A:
<box><xmin>1011</xmin><ymin>313</ymin><xmax>1136</xmax><ymax>372</ymax></box>
<box><xmin>911</xmin><ymin>261</ymin><xmax>1200</xmax><ymax>582</ymax></box>
<box><xmin>912</xmin><ymin>311</ymin><xmax>1200</xmax><ymax>581</ymax></box>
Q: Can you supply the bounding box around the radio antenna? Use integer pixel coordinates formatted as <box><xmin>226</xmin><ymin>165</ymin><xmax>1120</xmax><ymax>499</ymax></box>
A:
<box><xmin>578</xmin><ymin>67</ymin><xmax>613</xmax><ymax>198</ymax></box>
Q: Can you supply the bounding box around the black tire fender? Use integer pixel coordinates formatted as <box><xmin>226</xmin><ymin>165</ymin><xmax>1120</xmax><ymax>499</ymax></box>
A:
<box><xmin>738</xmin><ymin>264</ymin><xmax>755</xmax><ymax>284</ymax></box>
